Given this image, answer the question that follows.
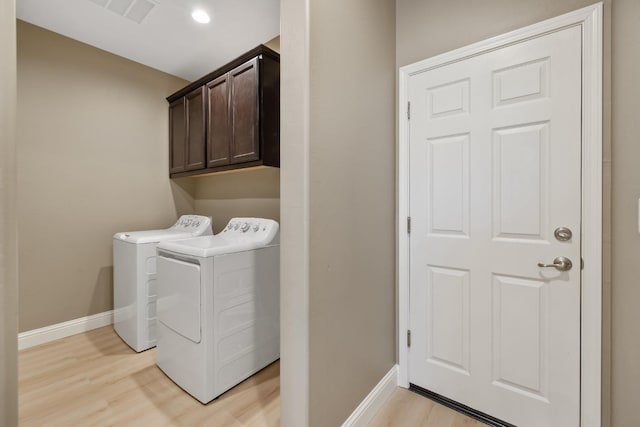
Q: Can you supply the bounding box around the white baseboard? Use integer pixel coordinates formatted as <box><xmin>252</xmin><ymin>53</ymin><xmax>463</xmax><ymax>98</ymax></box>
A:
<box><xmin>18</xmin><ymin>310</ymin><xmax>113</xmax><ymax>351</ymax></box>
<box><xmin>342</xmin><ymin>364</ymin><xmax>399</xmax><ymax>427</ymax></box>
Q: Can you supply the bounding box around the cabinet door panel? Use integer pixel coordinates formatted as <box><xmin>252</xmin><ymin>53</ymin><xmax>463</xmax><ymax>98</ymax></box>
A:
<box><xmin>230</xmin><ymin>58</ymin><xmax>259</xmax><ymax>164</ymax></box>
<box><xmin>185</xmin><ymin>87</ymin><xmax>206</xmax><ymax>171</ymax></box>
<box><xmin>206</xmin><ymin>74</ymin><xmax>231</xmax><ymax>168</ymax></box>
<box><xmin>169</xmin><ymin>98</ymin><xmax>186</xmax><ymax>174</ymax></box>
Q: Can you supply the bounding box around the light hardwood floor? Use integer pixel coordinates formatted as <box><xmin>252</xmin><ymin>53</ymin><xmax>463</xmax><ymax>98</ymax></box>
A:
<box><xmin>19</xmin><ymin>326</ymin><xmax>484</xmax><ymax>426</ymax></box>
<box><xmin>19</xmin><ymin>326</ymin><xmax>279</xmax><ymax>426</ymax></box>
<box><xmin>369</xmin><ymin>388</ymin><xmax>485</xmax><ymax>427</ymax></box>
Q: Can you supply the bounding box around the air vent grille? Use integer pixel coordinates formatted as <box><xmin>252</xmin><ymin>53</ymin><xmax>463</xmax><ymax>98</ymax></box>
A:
<box><xmin>87</xmin><ymin>0</ymin><xmax>157</xmax><ymax>24</ymax></box>
<box><xmin>107</xmin><ymin>0</ymin><xmax>134</xmax><ymax>15</ymax></box>
<box><xmin>126</xmin><ymin>0</ymin><xmax>156</xmax><ymax>23</ymax></box>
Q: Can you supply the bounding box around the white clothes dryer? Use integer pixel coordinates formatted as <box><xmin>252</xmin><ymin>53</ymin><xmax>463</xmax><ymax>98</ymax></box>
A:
<box><xmin>113</xmin><ymin>215</ymin><xmax>212</xmax><ymax>352</ymax></box>
<box><xmin>155</xmin><ymin>217</ymin><xmax>279</xmax><ymax>404</ymax></box>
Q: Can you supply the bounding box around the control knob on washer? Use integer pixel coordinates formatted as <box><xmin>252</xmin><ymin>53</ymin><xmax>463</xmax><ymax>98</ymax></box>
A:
<box><xmin>241</xmin><ymin>222</ymin><xmax>250</xmax><ymax>232</ymax></box>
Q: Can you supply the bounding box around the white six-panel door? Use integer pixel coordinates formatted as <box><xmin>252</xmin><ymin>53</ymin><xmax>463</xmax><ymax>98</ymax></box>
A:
<box><xmin>408</xmin><ymin>25</ymin><xmax>582</xmax><ymax>426</ymax></box>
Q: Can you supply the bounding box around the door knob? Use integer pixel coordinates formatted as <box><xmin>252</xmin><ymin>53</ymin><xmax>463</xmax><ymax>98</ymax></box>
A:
<box><xmin>537</xmin><ymin>256</ymin><xmax>572</xmax><ymax>271</ymax></box>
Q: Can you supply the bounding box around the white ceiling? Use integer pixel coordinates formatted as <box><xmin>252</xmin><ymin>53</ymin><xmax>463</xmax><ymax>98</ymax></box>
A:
<box><xmin>17</xmin><ymin>0</ymin><xmax>280</xmax><ymax>81</ymax></box>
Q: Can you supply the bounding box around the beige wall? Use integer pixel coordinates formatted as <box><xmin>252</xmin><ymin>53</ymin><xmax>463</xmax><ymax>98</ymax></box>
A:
<box><xmin>264</xmin><ymin>35</ymin><xmax>281</xmax><ymax>53</ymax></box>
<box><xmin>17</xmin><ymin>21</ymin><xmax>191</xmax><ymax>332</ymax></box>
<box><xmin>279</xmin><ymin>0</ymin><xmax>311</xmax><ymax>422</ymax></box>
<box><xmin>307</xmin><ymin>0</ymin><xmax>396</xmax><ymax>425</ymax></box>
<box><xmin>1</xmin><ymin>1</ymin><xmax>18</xmax><ymax>425</ymax></box>
<box><xmin>610</xmin><ymin>1</ymin><xmax>640</xmax><ymax>426</ymax></box>
<box><xmin>280</xmin><ymin>0</ymin><xmax>396</xmax><ymax>425</ymax></box>
<box><xmin>193</xmin><ymin>167</ymin><xmax>280</xmax><ymax>233</ymax></box>
<box><xmin>396</xmin><ymin>0</ymin><xmax>602</xmax><ymax>66</ymax></box>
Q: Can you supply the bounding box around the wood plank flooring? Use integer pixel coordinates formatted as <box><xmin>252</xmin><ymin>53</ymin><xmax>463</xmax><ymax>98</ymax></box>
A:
<box><xmin>369</xmin><ymin>388</ymin><xmax>485</xmax><ymax>427</ymax></box>
<box><xmin>19</xmin><ymin>326</ymin><xmax>485</xmax><ymax>426</ymax></box>
<box><xmin>19</xmin><ymin>326</ymin><xmax>279</xmax><ymax>426</ymax></box>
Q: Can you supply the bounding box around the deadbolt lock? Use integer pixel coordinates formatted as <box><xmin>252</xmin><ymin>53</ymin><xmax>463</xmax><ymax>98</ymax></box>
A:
<box><xmin>554</xmin><ymin>227</ymin><xmax>572</xmax><ymax>241</ymax></box>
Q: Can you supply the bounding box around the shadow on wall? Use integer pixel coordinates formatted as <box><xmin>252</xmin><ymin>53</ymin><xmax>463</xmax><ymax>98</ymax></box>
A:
<box><xmin>192</xmin><ymin>167</ymin><xmax>280</xmax><ymax>233</ymax></box>
<box><xmin>170</xmin><ymin>177</ymin><xmax>197</xmax><ymax>214</ymax></box>
<box><xmin>89</xmin><ymin>265</ymin><xmax>113</xmax><ymax>318</ymax></box>
<box><xmin>196</xmin><ymin>167</ymin><xmax>280</xmax><ymax>200</ymax></box>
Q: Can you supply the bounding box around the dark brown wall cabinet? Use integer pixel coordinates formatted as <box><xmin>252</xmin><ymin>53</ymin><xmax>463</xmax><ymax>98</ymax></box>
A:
<box><xmin>168</xmin><ymin>45</ymin><xmax>279</xmax><ymax>178</ymax></box>
<box><xmin>169</xmin><ymin>87</ymin><xmax>206</xmax><ymax>173</ymax></box>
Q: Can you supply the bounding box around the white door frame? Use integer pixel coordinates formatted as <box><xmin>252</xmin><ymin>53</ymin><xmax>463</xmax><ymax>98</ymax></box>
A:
<box><xmin>397</xmin><ymin>3</ymin><xmax>603</xmax><ymax>426</ymax></box>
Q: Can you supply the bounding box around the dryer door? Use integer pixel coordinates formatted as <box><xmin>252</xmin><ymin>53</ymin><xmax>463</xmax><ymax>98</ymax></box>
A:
<box><xmin>157</xmin><ymin>255</ymin><xmax>201</xmax><ymax>343</ymax></box>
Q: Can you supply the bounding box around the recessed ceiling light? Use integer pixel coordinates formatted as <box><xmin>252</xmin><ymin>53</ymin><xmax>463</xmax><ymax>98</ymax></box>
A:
<box><xmin>191</xmin><ymin>9</ymin><xmax>210</xmax><ymax>24</ymax></box>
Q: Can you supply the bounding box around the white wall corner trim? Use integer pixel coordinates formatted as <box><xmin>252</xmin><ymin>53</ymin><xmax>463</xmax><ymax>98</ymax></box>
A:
<box><xmin>18</xmin><ymin>311</ymin><xmax>114</xmax><ymax>350</ymax></box>
<box><xmin>341</xmin><ymin>365</ymin><xmax>398</xmax><ymax>427</ymax></box>
<box><xmin>397</xmin><ymin>3</ymin><xmax>603</xmax><ymax>427</ymax></box>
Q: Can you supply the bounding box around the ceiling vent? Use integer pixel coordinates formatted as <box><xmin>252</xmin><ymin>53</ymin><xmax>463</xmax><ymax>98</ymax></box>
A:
<box><xmin>88</xmin><ymin>0</ymin><xmax>157</xmax><ymax>24</ymax></box>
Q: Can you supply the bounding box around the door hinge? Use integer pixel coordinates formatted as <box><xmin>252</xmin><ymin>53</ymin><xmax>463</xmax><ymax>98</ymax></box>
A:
<box><xmin>581</xmin><ymin>257</ymin><xmax>584</xmax><ymax>270</ymax></box>
<box><xmin>407</xmin><ymin>330</ymin><xmax>412</xmax><ymax>347</ymax></box>
<box><xmin>407</xmin><ymin>101</ymin><xmax>411</xmax><ymax>120</ymax></box>
<box><xmin>407</xmin><ymin>217</ymin><xmax>411</xmax><ymax>234</ymax></box>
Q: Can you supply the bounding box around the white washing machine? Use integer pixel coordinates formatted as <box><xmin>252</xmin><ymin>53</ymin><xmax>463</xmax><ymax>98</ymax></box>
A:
<box><xmin>155</xmin><ymin>217</ymin><xmax>279</xmax><ymax>404</ymax></box>
<box><xmin>113</xmin><ymin>215</ymin><xmax>212</xmax><ymax>352</ymax></box>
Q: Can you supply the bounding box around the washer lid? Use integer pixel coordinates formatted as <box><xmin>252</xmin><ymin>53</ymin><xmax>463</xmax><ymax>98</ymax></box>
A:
<box><xmin>156</xmin><ymin>235</ymin><xmax>272</xmax><ymax>257</ymax></box>
<box><xmin>114</xmin><ymin>229</ymin><xmax>196</xmax><ymax>244</ymax></box>
<box><xmin>157</xmin><ymin>218</ymin><xmax>279</xmax><ymax>258</ymax></box>
<box><xmin>113</xmin><ymin>215</ymin><xmax>213</xmax><ymax>244</ymax></box>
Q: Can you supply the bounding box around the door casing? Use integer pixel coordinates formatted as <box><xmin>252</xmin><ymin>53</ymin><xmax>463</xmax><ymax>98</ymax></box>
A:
<box><xmin>397</xmin><ymin>3</ymin><xmax>603</xmax><ymax>426</ymax></box>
